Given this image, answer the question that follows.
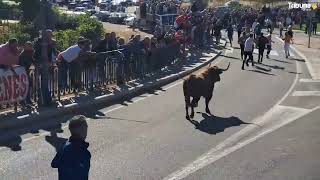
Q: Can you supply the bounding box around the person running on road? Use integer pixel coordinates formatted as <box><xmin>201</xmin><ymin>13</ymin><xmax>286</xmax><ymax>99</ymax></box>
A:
<box><xmin>238</xmin><ymin>32</ymin><xmax>247</xmax><ymax>60</ymax></box>
<box><xmin>254</xmin><ymin>22</ymin><xmax>262</xmax><ymax>40</ymax></box>
<box><xmin>266</xmin><ymin>34</ymin><xmax>273</xmax><ymax>59</ymax></box>
<box><xmin>278</xmin><ymin>21</ymin><xmax>284</xmax><ymax>38</ymax></box>
<box><xmin>237</xmin><ymin>23</ymin><xmax>243</xmax><ymax>39</ymax></box>
<box><xmin>256</xmin><ymin>32</ymin><xmax>269</xmax><ymax>63</ymax></box>
<box><xmin>242</xmin><ymin>33</ymin><xmax>255</xmax><ymax>70</ymax></box>
<box><xmin>283</xmin><ymin>32</ymin><xmax>293</xmax><ymax>59</ymax></box>
<box><xmin>226</xmin><ymin>24</ymin><xmax>234</xmax><ymax>47</ymax></box>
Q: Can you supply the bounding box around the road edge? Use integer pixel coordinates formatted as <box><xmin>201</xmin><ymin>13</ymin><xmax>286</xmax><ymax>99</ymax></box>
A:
<box><xmin>275</xmin><ymin>36</ymin><xmax>316</xmax><ymax>79</ymax></box>
<box><xmin>0</xmin><ymin>41</ymin><xmax>227</xmax><ymax>132</ymax></box>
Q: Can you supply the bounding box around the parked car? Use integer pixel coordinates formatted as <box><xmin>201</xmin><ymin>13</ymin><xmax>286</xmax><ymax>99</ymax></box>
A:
<box><xmin>95</xmin><ymin>11</ymin><xmax>111</xmax><ymax>22</ymax></box>
<box><xmin>108</xmin><ymin>12</ymin><xmax>128</xmax><ymax>24</ymax></box>
<box><xmin>124</xmin><ymin>16</ymin><xmax>136</xmax><ymax>27</ymax></box>
<box><xmin>75</xmin><ymin>6</ymin><xmax>87</xmax><ymax>12</ymax></box>
<box><xmin>68</xmin><ymin>2</ymin><xmax>77</xmax><ymax>10</ymax></box>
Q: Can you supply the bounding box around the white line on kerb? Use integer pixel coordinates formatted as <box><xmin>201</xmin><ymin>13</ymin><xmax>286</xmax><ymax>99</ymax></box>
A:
<box><xmin>299</xmin><ymin>79</ymin><xmax>320</xmax><ymax>83</ymax></box>
<box><xmin>292</xmin><ymin>91</ymin><xmax>320</xmax><ymax>96</ymax></box>
<box><xmin>275</xmin><ymin>36</ymin><xmax>316</xmax><ymax>79</ymax></box>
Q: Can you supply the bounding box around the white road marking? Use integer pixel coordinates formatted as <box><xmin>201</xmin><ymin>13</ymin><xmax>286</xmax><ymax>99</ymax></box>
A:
<box><xmin>226</xmin><ymin>47</ymin><xmax>234</xmax><ymax>54</ymax></box>
<box><xmin>276</xmin><ymin>37</ymin><xmax>316</xmax><ymax>79</ymax></box>
<box><xmin>299</xmin><ymin>79</ymin><xmax>320</xmax><ymax>83</ymax></box>
<box><xmin>163</xmin><ymin>49</ymin><xmax>301</xmax><ymax>180</ymax></box>
<box><xmin>163</xmin><ymin>106</ymin><xmax>319</xmax><ymax>180</ymax></box>
<box><xmin>292</xmin><ymin>91</ymin><xmax>320</xmax><ymax>96</ymax></box>
<box><xmin>253</xmin><ymin>49</ymin><xmax>279</xmax><ymax>56</ymax></box>
<box><xmin>269</xmin><ymin>50</ymin><xmax>279</xmax><ymax>56</ymax></box>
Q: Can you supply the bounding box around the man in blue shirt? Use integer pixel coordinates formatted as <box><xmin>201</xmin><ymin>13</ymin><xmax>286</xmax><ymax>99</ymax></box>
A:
<box><xmin>51</xmin><ymin>115</ymin><xmax>91</xmax><ymax>180</ymax></box>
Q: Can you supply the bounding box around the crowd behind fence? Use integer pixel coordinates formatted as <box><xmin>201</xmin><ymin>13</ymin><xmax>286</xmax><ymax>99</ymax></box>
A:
<box><xmin>0</xmin><ymin>42</ymin><xmax>181</xmax><ymax>113</ymax></box>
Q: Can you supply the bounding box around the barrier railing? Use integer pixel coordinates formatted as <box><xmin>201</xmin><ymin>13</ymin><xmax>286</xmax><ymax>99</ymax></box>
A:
<box><xmin>0</xmin><ymin>43</ymin><xmax>181</xmax><ymax>114</ymax></box>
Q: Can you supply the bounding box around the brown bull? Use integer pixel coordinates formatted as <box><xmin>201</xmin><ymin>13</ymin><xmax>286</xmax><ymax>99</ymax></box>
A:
<box><xmin>183</xmin><ymin>62</ymin><xmax>230</xmax><ymax>120</ymax></box>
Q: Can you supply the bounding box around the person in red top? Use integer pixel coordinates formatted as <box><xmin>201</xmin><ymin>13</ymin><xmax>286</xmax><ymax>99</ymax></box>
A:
<box><xmin>0</xmin><ymin>38</ymin><xmax>20</xmax><ymax>68</ymax></box>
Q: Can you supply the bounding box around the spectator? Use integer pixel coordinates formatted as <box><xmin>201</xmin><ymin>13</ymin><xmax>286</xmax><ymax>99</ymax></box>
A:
<box><xmin>33</xmin><ymin>29</ymin><xmax>58</xmax><ymax>106</ymax></box>
<box><xmin>94</xmin><ymin>33</ymin><xmax>110</xmax><ymax>53</ymax></box>
<box><xmin>312</xmin><ymin>18</ymin><xmax>317</xmax><ymax>35</ymax></box>
<box><xmin>108</xmin><ymin>32</ymin><xmax>118</xmax><ymax>51</ymax></box>
<box><xmin>57</xmin><ymin>39</ymin><xmax>90</xmax><ymax>90</ymax></box>
<box><xmin>51</xmin><ymin>115</ymin><xmax>91</xmax><ymax>180</ymax></box>
<box><xmin>19</xmin><ymin>41</ymin><xmax>35</xmax><ymax>105</ymax></box>
<box><xmin>0</xmin><ymin>38</ymin><xmax>20</xmax><ymax>68</ymax></box>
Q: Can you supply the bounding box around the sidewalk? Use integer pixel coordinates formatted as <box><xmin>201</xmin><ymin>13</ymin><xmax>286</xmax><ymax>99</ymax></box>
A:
<box><xmin>291</xmin><ymin>31</ymin><xmax>320</xmax><ymax>80</ymax></box>
<box><xmin>0</xmin><ymin>40</ymin><xmax>227</xmax><ymax>131</ymax></box>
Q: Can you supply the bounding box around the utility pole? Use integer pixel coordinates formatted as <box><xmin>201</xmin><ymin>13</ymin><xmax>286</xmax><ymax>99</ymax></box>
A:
<box><xmin>40</xmin><ymin>0</ymin><xmax>49</xmax><ymax>64</ymax></box>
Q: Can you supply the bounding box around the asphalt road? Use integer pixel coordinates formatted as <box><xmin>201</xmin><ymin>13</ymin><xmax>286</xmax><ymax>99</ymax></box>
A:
<box><xmin>0</xmin><ymin>36</ymin><xmax>319</xmax><ymax>180</ymax></box>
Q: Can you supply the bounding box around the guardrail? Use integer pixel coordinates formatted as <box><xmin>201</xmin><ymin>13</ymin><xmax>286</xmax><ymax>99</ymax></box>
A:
<box><xmin>0</xmin><ymin>43</ymin><xmax>182</xmax><ymax>115</ymax></box>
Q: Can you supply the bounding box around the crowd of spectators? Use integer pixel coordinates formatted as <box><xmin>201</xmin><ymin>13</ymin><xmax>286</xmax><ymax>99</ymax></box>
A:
<box><xmin>142</xmin><ymin>0</ymin><xmax>180</xmax><ymax>15</ymax></box>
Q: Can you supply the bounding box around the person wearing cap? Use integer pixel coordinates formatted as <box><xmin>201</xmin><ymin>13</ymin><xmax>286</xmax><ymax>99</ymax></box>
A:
<box><xmin>51</xmin><ymin>115</ymin><xmax>91</xmax><ymax>180</ymax></box>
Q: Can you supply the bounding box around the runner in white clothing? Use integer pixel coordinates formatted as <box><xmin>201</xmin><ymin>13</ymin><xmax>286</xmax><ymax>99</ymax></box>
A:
<box><xmin>242</xmin><ymin>34</ymin><xmax>255</xmax><ymax>70</ymax></box>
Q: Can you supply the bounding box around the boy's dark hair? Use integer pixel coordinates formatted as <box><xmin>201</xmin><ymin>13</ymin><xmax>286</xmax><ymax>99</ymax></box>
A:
<box><xmin>69</xmin><ymin>115</ymin><xmax>88</xmax><ymax>132</ymax></box>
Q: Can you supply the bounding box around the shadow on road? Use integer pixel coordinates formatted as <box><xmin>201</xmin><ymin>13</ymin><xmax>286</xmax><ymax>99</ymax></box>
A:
<box><xmin>247</xmin><ymin>69</ymin><xmax>276</xmax><ymax>76</ymax></box>
<box><xmin>188</xmin><ymin>113</ymin><xmax>251</xmax><ymax>135</ymax></box>
<box><xmin>0</xmin><ymin>41</ymin><xmax>226</xmax><ymax>152</ymax></box>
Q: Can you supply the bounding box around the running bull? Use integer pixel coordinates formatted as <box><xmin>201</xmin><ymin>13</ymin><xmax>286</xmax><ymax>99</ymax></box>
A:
<box><xmin>183</xmin><ymin>62</ymin><xmax>230</xmax><ymax>120</ymax></box>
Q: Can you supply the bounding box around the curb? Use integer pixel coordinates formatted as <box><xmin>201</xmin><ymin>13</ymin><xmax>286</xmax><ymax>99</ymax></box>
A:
<box><xmin>0</xmin><ymin>41</ymin><xmax>227</xmax><ymax>131</ymax></box>
<box><xmin>275</xmin><ymin>36</ymin><xmax>316</xmax><ymax>80</ymax></box>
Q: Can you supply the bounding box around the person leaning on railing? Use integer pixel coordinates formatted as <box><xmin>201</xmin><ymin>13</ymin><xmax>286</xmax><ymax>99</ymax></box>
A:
<box><xmin>33</xmin><ymin>29</ymin><xmax>59</xmax><ymax>106</ymax></box>
<box><xmin>56</xmin><ymin>38</ymin><xmax>96</xmax><ymax>92</ymax></box>
<box><xmin>19</xmin><ymin>41</ymin><xmax>35</xmax><ymax>105</ymax></box>
<box><xmin>0</xmin><ymin>38</ymin><xmax>20</xmax><ymax>69</ymax></box>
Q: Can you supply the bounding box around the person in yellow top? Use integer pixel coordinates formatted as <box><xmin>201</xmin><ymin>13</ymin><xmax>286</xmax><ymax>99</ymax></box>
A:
<box><xmin>283</xmin><ymin>32</ymin><xmax>293</xmax><ymax>59</ymax></box>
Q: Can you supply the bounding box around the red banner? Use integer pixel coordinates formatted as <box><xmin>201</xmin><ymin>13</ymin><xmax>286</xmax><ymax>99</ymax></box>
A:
<box><xmin>0</xmin><ymin>66</ymin><xmax>29</xmax><ymax>104</ymax></box>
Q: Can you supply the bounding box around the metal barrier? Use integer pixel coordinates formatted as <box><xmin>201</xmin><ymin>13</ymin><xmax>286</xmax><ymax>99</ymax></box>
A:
<box><xmin>0</xmin><ymin>43</ymin><xmax>182</xmax><ymax>114</ymax></box>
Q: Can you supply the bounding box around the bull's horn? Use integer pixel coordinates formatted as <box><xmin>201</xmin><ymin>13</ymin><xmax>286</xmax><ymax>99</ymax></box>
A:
<box><xmin>221</xmin><ymin>62</ymin><xmax>230</xmax><ymax>71</ymax></box>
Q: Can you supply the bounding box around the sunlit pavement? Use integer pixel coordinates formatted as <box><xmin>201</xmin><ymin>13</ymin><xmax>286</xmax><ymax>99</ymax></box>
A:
<box><xmin>0</xmin><ymin>34</ymin><xmax>319</xmax><ymax>180</ymax></box>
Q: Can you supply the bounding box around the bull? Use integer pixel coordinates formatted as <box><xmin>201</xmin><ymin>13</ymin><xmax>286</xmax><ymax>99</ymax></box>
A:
<box><xmin>183</xmin><ymin>62</ymin><xmax>230</xmax><ymax>120</ymax></box>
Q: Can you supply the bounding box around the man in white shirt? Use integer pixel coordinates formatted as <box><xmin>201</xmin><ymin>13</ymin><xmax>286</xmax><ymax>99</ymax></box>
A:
<box><xmin>57</xmin><ymin>39</ymin><xmax>89</xmax><ymax>90</ymax></box>
<box><xmin>242</xmin><ymin>34</ymin><xmax>255</xmax><ymax>70</ymax></box>
<box><xmin>251</xmin><ymin>19</ymin><xmax>258</xmax><ymax>33</ymax></box>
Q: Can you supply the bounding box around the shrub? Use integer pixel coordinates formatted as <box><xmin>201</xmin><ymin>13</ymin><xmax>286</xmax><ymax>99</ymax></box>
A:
<box><xmin>76</xmin><ymin>15</ymin><xmax>104</xmax><ymax>44</ymax></box>
<box><xmin>54</xmin><ymin>29</ymin><xmax>80</xmax><ymax>51</ymax></box>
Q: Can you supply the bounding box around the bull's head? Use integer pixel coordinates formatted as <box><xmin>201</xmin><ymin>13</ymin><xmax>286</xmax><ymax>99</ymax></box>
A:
<box><xmin>207</xmin><ymin>62</ymin><xmax>230</xmax><ymax>83</ymax></box>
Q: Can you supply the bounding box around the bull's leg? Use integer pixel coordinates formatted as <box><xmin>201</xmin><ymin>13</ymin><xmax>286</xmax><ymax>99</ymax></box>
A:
<box><xmin>190</xmin><ymin>97</ymin><xmax>200</xmax><ymax>118</ymax></box>
<box><xmin>185</xmin><ymin>96</ymin><xmax>191</xmax><ymax>120</ymax></box>
<box><xmin>205</xmin><ymin>94</ymin><xmax>213</xmax><ymax>115</ymax></box>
